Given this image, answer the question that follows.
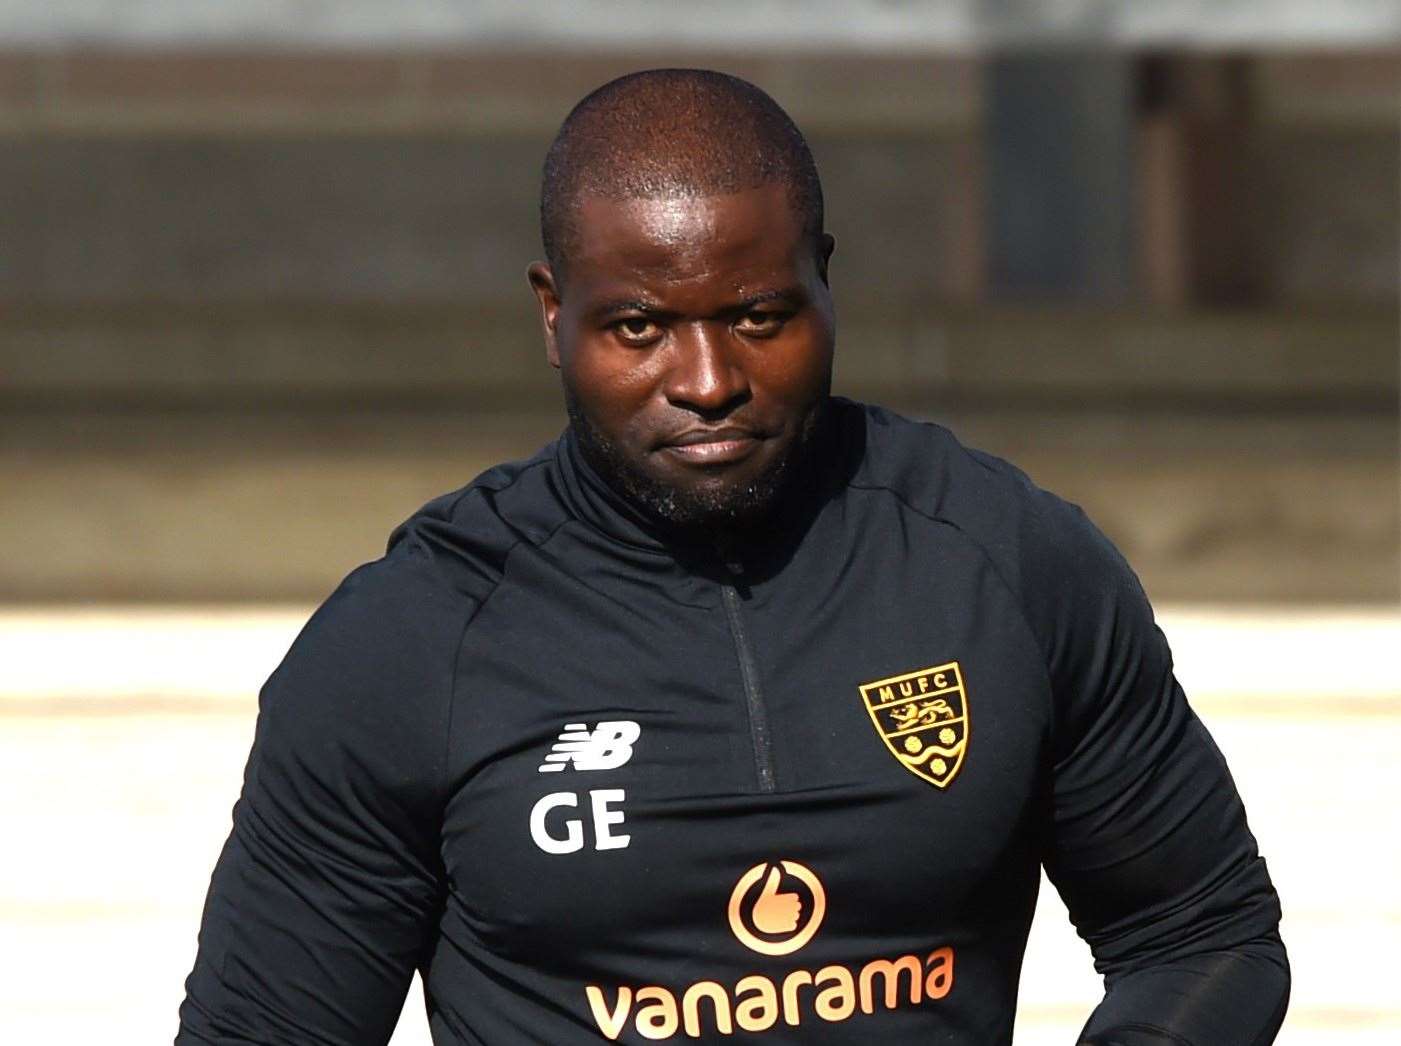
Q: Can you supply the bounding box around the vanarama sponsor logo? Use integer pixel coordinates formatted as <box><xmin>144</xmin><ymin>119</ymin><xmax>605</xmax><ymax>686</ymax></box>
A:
<box><xmin>584</xmin><ymin>860</ymin><xmax>955</xmax><ymax>1040</ymax></box>
<box><xmin>585</xmin><ymin>948</ymin><xmax>955</xmax><ymax>1040</ymax></box>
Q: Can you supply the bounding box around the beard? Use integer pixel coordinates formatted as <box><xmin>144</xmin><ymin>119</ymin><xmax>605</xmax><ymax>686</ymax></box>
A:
<box><xmin>566</xmin><ymin>391</ymin><xmax>826</xmax><ymax>536</ymax></box>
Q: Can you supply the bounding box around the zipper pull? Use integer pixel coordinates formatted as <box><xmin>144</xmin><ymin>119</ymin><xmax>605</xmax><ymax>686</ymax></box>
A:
<box><xmin>719</xmin><ymin>551</ymin><xmax>750</xmax><ymax>600</ymax></box>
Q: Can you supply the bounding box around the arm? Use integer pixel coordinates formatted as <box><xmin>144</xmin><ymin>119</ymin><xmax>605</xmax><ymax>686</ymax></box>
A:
<box><xmin>177</xmin><ymin>562</ymin><xmax>465</xmax><ymax>1045</ymax></box>
<box><xmin>1030</xmin><ymin>506</ymin><xmax>1288</xmax><ymax>1045</ymax></box>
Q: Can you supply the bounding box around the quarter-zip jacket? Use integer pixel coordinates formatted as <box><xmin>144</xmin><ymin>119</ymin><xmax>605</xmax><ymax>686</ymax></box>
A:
<box><xmin>178</xmin><ymin>399</ymin><xmax>1288</xmax><ymax>1045</ymax></box>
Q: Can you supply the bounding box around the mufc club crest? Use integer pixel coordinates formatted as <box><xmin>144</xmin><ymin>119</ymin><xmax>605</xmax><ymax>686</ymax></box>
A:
<box><xmin>858</xmin><ymin>662</ymin><xmax>969</xmax><ymax>789</ymax></box>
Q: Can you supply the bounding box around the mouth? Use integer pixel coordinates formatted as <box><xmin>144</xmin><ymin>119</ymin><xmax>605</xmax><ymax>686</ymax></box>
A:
<box><xmin>657</xmin><ymin>427</ymin><xmax>765</xmax><ymax>467</ymax></box>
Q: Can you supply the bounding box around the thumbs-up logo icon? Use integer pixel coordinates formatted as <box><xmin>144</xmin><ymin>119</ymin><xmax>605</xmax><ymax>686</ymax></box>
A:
<box><xmin>727</xmin><ymin>860</ymin><xmax>826</xmax><ymax>956</ymax></box>
<box><xmin>751</xmin><ymin>867</ymin><xmax>801</xmax><ymax>935</ymax></box>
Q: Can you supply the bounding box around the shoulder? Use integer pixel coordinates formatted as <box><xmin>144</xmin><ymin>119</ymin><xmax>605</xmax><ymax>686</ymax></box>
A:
<box><xmin>289</xmin><ymin>436</ymin><xmax>570</xmax><ymax>680</ymax></box>
<box><xmin>841</xmin><ymin>400</ymin><xmax>1154</xmax><ymax>692</ymax></box>
<box><xmin>249</xmin><ymin>437</ymin><xmax>572</xmax><ymax>801</ymax></box>
<box><xmin>382</xmin><ymin>436</ymin><xmax>573</xmax><ymax>604</ymax></box>
<box><xmin>843</xmin><ymin>399</ymin><xmax>1114</xmax><ymax>592</ymax></box>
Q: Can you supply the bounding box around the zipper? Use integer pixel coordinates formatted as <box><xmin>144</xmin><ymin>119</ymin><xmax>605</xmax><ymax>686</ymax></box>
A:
<box><xmin>719</xmin><ymin>573</ymin><xmax>776</xmax><ymax>793</ymax></box>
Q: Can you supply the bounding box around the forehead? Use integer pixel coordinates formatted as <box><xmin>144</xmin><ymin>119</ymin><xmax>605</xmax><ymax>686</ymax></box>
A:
<box><xmin>564</xmin><ymin>184</ymin><xmax>807</xmax><ymax>297</ymax></box>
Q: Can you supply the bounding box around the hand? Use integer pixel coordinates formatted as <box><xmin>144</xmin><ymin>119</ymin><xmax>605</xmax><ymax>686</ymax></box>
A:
<box><xmin>751</xmin><ymin>865</ymin><xmax>801</xmax><ymax>935</ymax></box>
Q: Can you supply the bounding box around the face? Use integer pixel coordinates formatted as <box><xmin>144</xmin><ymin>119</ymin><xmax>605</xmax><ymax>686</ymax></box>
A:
<box><xmin>528</xmin><ymin>183</ymin><xmax>836</xmax><ymax>533</ymax></box>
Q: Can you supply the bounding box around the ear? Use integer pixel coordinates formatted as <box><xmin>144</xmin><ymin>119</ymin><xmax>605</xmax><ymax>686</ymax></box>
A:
<box><xmin>527</xmin><ymin>261</ymin><xmax>563</xmax><ymax>369</ymax></box>
<box><xmin>816</xmin><ymin>233</ymin><xmax>836</xmax><ymax>287</ymax></box>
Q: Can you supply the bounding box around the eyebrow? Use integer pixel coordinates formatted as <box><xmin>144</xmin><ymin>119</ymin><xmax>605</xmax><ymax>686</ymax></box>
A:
<box><xmin>588</xmin><ymin>299</ymin><xmax>666</xmax><ymax>319</ymax></box>
<box><xmin>585</xmin><ymin>286</ymin><xmax>807</xmax><ymax>322</ymax></box>
<box><xmin>735</xmin><ymin>288</ymin><xmax>803</xmax><ymax>309</ymax></box>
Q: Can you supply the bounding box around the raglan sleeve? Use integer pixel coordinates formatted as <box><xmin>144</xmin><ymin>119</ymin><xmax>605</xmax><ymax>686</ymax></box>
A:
<box><xmin>176</xmin><ymin>561</ymin><xmax>464</xmax><ymax>1046</ymax></box>
<box><xmin>1025</xmin><ymin>499</ymin><xmax>1289</xmax><ymax>1046</ymax></box>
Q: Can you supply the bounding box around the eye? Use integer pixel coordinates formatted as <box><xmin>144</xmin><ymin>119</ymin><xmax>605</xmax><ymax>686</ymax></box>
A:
<box><xmin>611</xmin><ymin>316</ymin><xmax>662</xmax><ymax>345</ymax></box>
<box><xmin>734</xmin><ymin>309</ymin><xmax>790</xmax><ymax>338</ymax></box>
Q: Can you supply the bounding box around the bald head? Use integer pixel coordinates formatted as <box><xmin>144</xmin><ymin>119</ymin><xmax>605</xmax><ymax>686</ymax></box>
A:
<box><xmin>539</xmin><ymin>68</ymin><xmax>824</xmax><ymax>282</ymax></box>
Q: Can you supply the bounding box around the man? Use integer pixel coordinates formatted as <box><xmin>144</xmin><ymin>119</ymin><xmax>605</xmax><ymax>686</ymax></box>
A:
<box><xmin>178</xmin><ymin>70</ymin><xmax>1288</xmax><ymax>1045</ymax></box>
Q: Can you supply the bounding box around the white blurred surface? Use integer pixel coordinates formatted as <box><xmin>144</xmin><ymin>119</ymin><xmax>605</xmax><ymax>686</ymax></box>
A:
<box><xmin>1</xmin><ymin>605</ymin><xmax>1397</xmax><ymax>1044</ymax></box>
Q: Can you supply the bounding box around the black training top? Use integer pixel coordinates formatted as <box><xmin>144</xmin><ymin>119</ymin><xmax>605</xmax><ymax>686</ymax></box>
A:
<box><xmin>177</xmin><ymin>399</ymin><xmax>1288</xmax><ymax>1045</ymax></box>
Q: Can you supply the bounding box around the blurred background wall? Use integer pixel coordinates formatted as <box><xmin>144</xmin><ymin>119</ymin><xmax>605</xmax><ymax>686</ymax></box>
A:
<box><xmin>1</xmin><ymin>0</ymin><xmax>1397</xmax><ymax>605</ymax></box>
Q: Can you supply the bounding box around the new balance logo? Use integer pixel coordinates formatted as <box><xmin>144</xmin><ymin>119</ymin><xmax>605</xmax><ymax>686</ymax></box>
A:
<box><xmin>538</xmin><ymin>721</ymin><xmax>641</xmax><ymax>773</ymax></box>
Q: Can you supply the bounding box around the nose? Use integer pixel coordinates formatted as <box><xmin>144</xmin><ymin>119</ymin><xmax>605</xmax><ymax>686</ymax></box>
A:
<box><xmin>662</xmin><ymin>323</ymin><xmax>751</xmax><ymax>417</ymax></box>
